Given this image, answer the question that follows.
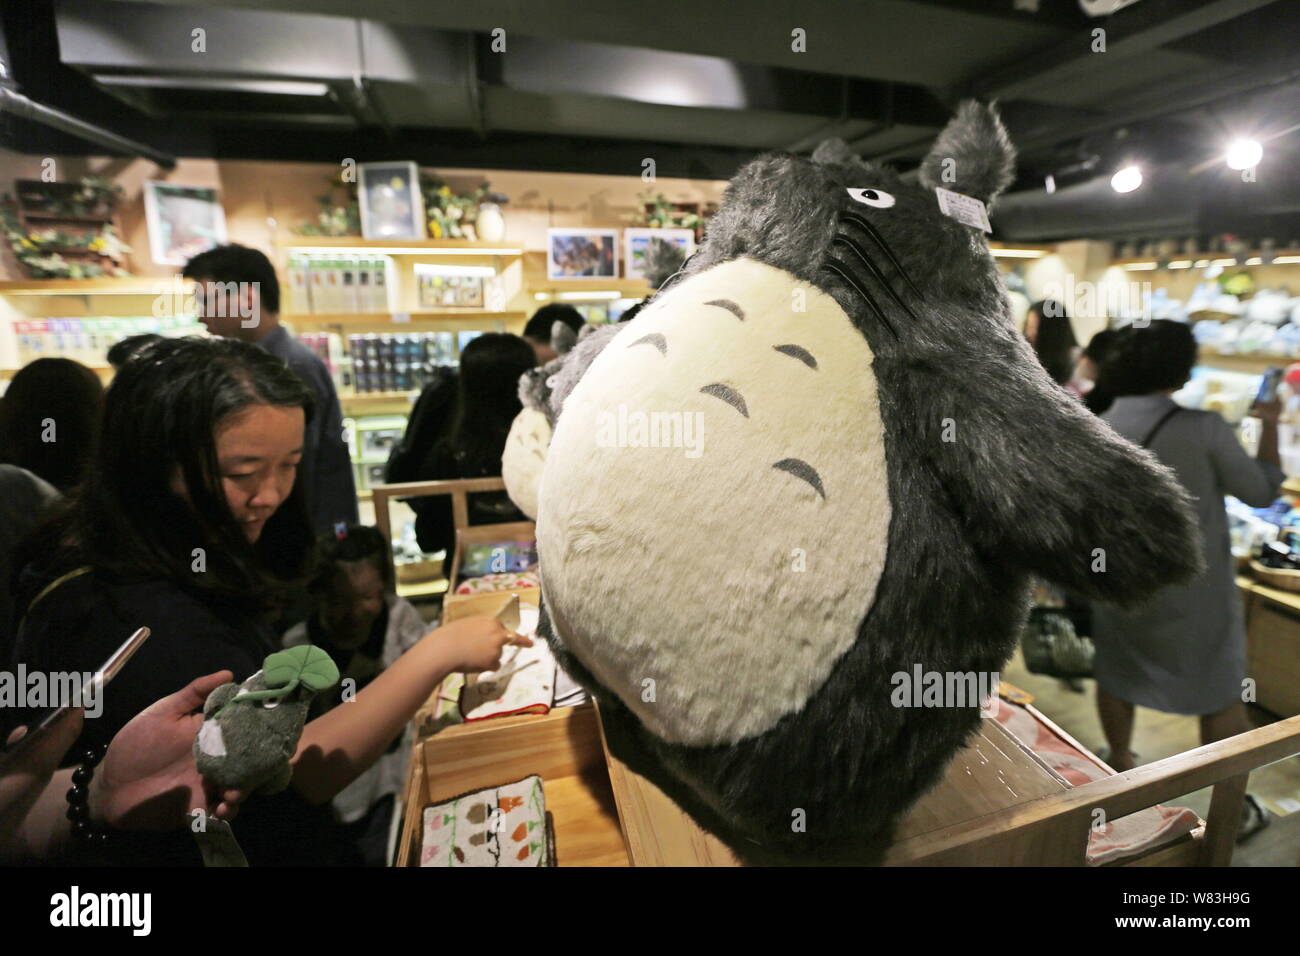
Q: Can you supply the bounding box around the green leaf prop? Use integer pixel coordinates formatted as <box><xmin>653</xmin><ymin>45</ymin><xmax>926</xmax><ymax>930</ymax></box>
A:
<box><xmin>214</xmin><ymin>646</ymin><xmax>340</xmax><ymax>718</ymax></box>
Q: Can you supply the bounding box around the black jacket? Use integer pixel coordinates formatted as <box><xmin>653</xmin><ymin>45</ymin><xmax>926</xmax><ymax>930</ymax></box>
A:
<box><xmin>9</xmin><ymin>562</ymin><xmax>338</xmax><ymax>865</ymax></box>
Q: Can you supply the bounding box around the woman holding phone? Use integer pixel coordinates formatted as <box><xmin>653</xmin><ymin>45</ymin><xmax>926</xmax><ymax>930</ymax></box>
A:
<box><xmin>9</xmin><ymin>337</ymin><xmax>527</xmax><ymax>864</ymax></box>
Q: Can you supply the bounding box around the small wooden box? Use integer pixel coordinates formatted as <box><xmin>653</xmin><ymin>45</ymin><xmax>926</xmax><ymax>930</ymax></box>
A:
<box><xmin>396</xmin><ymin>705</ymin><xmax>629</xmax><ymax>867</ymax></box>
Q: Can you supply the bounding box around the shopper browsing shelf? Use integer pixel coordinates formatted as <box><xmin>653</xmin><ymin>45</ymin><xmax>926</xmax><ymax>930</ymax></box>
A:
<box><xmin>411</xmin><ymin>333</ymin><xmax>536</xmax><ymax>562</ymax></box>
<box><xmin>0</xmin><ymin>357</ymin><xmax>104</xmax><ymax>492</ymax></box>
<box><xmin>521</xmin><ymin>303</ymin><xmax>584</xmax><ymax>364</ymax></box>
<box><xmin>385</xmin><ymin>305</ymin><xmax>577</xmax><ymax>508</ymax></box>
<box><xmin>1023</xmin><ymin>299</ymin><xmax>1081</xmax><ymax>392</ymax></box>
<box><xmin>1089</xmin><ymin>321</ymin><xmax>1283</xmax><ymax>780</ymax></box>
<box><xmin>7</xmin><ymin>337</ymin><xmax>528</xmax><ymax>865</ymax></box>
<box><xmin>183</xmin><ymin>244</ymin><xmax>358</xmax><ymax>536</ymax></box>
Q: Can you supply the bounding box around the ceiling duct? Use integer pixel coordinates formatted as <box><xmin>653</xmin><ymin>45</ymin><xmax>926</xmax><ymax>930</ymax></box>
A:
<box><xmin>0</xmin><ymin>86</ymin><xmax>176</xmax><ymax>168</ymax></box>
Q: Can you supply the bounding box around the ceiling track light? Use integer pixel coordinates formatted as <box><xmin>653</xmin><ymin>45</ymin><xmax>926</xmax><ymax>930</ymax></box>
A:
<box><xmin>1111</xmin><ymin>165</ymin><xmax>1143</xmax><ymax>193</ymax></box>
<box><xmin>1226</xmin><ymin>138</ymin><xmax>1263</xmax><ymax>171</ymax></box>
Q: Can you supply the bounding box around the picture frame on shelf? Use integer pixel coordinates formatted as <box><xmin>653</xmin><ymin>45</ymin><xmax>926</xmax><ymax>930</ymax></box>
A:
<box><xmin>358</xmin><ymin>162</ymin><xmax>425</xmax><ymax>240</ymax></box>
<box><xmin>143</xmin><ymin>182</ymin><xmax>228</xmax><ymax>266</ymax></box>
<box><xmin>417</xmin><ymin>272</ymin><xmax>484</xmax><ymax>309</ymax></box>
<box><xmin>547</xmin><ymin>228</ymin><xmax>619</xmax><ymax>279</ymax></box>
<box><xmin>624</xmin><ymin>227</ymin><xmax>694</xmax><ymax>281</ymax></box>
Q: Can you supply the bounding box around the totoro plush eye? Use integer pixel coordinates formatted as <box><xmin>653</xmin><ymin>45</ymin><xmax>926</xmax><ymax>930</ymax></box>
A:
<box><xmin>847</xmin><ymin>188</ymin><xmax>895</xmax><ymax>209</ymax></box>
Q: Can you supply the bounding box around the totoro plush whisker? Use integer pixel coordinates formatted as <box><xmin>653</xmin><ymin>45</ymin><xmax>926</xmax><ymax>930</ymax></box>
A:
<box><xmin>824</xmin><ymin>257</ymin><xmax>898</xmax><ymax>338</ymax></box>
<box><xmin>830</xmin><ymin>233</ymin><xmax>920</xmax><ymax>321</ymax></box>
<box><xmin>838</xmin><ymin>211</ymin><xmax>926</xmax><ymax>302</ymax></box>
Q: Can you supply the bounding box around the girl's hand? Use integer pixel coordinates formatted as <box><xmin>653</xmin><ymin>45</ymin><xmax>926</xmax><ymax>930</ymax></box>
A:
<box><xmin>436</xmin><ymin>616</ymin><xmax>533</xmax><ymax>674</ymax></box>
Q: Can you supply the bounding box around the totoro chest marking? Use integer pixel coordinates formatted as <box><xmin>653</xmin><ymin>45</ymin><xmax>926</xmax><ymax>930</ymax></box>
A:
<box><xmin>538</xmin><ymin>257</ymin><xmax>892</xmax><ymax>746</ymax></box>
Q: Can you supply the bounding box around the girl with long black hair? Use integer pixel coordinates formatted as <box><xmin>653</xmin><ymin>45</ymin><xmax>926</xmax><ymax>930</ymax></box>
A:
<box><xmin>414</xmin><ymin>333</ymin><xmax>538</xmax><ymax>560</ymax></box>
<box><xmin>8</xmin><ymin>337</ymin><xmax>526</xmax><ymax>864</ymax></box>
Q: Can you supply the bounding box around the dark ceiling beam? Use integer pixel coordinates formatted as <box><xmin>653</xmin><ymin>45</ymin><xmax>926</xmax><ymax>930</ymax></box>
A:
<box><xmin>1011</xmin><ymin>54</ymin><xmax>1300</xmax><ymax>154</ymax></box>
<box><xmin>105</xmin><ymin>0</ymin><xmax>1068</xmax><ymax>88</ymax></box>
<box><xmin>969</xmin><ymin>0</ymin><xmax>1282</xmax><ymax>101</ymax></box>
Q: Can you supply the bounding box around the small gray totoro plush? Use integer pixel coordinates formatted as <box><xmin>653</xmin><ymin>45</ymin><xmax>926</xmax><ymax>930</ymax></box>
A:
<box><xmin>193</xmin><ymin>646</ymin><xmax>339</xmax><ymax>795</ymax></box>
<box><xmin>533</xmin><ymin>100</ymin><xmax>1203</xmax><ymax>865</ymax></box>
<box><xmin>503</xmin><ymin>321</ymin><xmax>621</xmax><ymax>518</ymax></box>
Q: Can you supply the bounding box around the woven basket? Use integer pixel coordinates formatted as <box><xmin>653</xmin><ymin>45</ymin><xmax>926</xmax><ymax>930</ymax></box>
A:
<box><xmin>1249</xmin><ymin>560</ymin><xmax>1300</xmax><ymax>593</ymax></box>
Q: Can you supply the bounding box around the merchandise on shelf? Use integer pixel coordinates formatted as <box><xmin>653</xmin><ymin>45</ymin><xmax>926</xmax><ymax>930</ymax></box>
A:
<box><xmin>417</xmin><ymin>272</ymin><xmax>483</xmax><ymax>309</ymax></box>
<box><xmin>12</xmin><ymin>314</ymin><xmax>206</xmax><ymax>366</ymax></box>
<box><xmin>286</xmin><ymin>254</ymin><xmax>389</xmax><ymax>314</ymax></box>
<box><xmin>346</xmin><ymin>331</ymin><xmax>457</xmax><ymax>394</ymax></box>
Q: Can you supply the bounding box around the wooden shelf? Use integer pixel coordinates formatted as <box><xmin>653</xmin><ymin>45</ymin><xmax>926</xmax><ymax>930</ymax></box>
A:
<box><xmin>1111</xmin><ymin>249</ymin><xmax>1300</xmax><ymax>269</ymax></box>
<box><xmin>0</xmin><ymin>277</ymin><xmax>164</xmax><ymax>295</ymax></box>
<box><xmin>341</xmin><ymin>390</ymin><xmax>418</xmax><ymax>402</ymax></box>
<box><xmin>274</xmin><ymin>237</ymin><xmax>523</xmax><ymax>255</ymax></box>
<box><xmin>988</xmin><ymin>243</ymin><xmax>1053</xmax><ymax>259</ymax></box>
<box><xmin>1197</xmin><ymin>350</ymin><xmax>1291</xmax><ymax>373</ymax></box>
<box><xmin>396</xmin><ymin>578</ymin><xmax>449</xmax><ymax>600</ymax></box>
<box><xmin>286</xmin><ymin>310</ymin><xmax>524</xmax><ymax>331</ymax></box>
<box><xmin>529</xmin><ymin>278</ymin><xmax>650</xmax><ymax>296</ymax></box>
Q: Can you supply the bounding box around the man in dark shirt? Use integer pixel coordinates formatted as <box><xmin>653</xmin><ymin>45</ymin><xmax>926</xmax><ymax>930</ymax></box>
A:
<box><xmin>182</xmin><ymin>244</ymin><xmax>358</xmax><ymax>535</ymax></box>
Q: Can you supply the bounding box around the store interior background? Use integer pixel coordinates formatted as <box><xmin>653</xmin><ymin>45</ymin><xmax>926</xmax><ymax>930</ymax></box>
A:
<box><xmin>3</xmin><ymin>0</ymin><xmax>1300</xmax><ymax>865</ymax></box>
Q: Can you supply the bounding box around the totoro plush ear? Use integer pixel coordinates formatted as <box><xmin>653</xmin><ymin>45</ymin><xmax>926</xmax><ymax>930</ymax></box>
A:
<box><xmin>643</xmin><ymin>237</ymin><xmax>688</xmax><ymax>291</ymax></box>
<box><xmin>918</xmin><ymin>100</ymin><xmax>1016</xmax><ymax>205</ymax></box>
<box><xmin>548</xmin><ymin>323</ymin><xmax>625</xmax><ymax>423</ymax></box>
<box><xmin>551</xmin><ymin>320</ymin><xmax>578</xmax><ymax>356</ymax></box>
<box><xmin>811</xmin><ymin>137</ymin><xmax>862</xmax><ymax>169</ymax></box>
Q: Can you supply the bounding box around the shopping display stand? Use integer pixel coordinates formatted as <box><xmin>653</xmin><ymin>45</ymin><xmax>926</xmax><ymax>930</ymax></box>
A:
<box><xmin>379</xmin><ymin>482</ymin><xmax>1300</xmax><ymax>866</ymax></box>
<box><xmin>398</xmin><ymin>585</ymin><xmax>1300</xmax><ymax>867</ymax></box>
<box><xmin>1237</xmin><ymin>575</ymin><xmax>1300</xmax><ymax>717</ymax></box>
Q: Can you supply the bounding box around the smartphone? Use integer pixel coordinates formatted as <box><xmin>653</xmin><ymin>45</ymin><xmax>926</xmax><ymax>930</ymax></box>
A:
<box><xmin>1256</xmin><ymin>367</ymin><xmax>1283</xmax><ymax>404</ymax></box>
<box><xmin>0</xmin><ymin>627</ymin><xmax>151</xmax><ymax>772</ymax></box>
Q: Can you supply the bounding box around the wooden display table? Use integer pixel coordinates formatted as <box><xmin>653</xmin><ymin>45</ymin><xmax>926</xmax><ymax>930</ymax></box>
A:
<box><xmin>1237</xmin><ymin>576</ymin><xmax>1300</xmax><ymax>717</ymax></box>
<box><xmin>397</xmin><ymin>587</ymin><xmax>1300</xmax><ymax>866</ymax></box>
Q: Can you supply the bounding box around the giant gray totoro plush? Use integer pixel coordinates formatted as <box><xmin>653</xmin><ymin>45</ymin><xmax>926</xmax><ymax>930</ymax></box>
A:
<box><xmin>535</xmin><ymin>101</ymin><xmax>1201</xmax><ymax>864</ymax></box>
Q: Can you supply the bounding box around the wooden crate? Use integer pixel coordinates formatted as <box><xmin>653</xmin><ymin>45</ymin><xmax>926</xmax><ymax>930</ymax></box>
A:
<box><xmin>395</xmin><ymin>705</ymin><xmax>628</xmax><ymax>867</ymax></box>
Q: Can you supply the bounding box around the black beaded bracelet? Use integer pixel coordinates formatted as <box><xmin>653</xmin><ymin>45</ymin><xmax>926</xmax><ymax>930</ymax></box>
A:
<box><xmin>65</xmin><ymin>743</ymin><xmax>111</xmax><ymax>845</ymax></box>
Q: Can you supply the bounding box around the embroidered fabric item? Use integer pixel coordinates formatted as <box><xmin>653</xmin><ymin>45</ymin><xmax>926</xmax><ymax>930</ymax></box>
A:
<box><xmin>460</xmin><ymin>605</ymin><xmax>558</xmax><ymax>720</ymax></box>
<box><xmin>420</xmin><ymin>775</ymin><xmax>553</xmax><ymax>867</ymax></box>
<box><xmin>454</xmin><ymin>571</ymin><xmax>541</xmax><ymax>595</ymax></box>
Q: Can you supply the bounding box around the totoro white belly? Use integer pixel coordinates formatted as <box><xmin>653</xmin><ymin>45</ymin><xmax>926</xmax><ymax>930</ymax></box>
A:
<box><xmin>537</xmin><ymin>257</ymin><xmax>892</xmax><ymax>747</ymax></box>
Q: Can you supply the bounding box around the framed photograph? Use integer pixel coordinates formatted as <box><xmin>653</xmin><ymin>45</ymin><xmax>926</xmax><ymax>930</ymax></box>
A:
<box><xmin>624</xmin><ymin>227</ymin><xmax>694</xmax><ymax>281</ymax></box>
<box><xmin>417</xmin><ymin>273</ymin><xmax>484</xmax><ymax>309</ymax></box>
<box><xmin>547</xmin><ymin>228</ymin><xmax>619</xmax><ymax>279</ymax></box>
<box><xmin>143</xmin><ymin>182</ymin><xmax>228</xmax><ymax>266</ymax></box>
<box><xmin>358</xmin><ymin>162</ymin><xmax>425</xmax><ymax>240</ymax></box>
